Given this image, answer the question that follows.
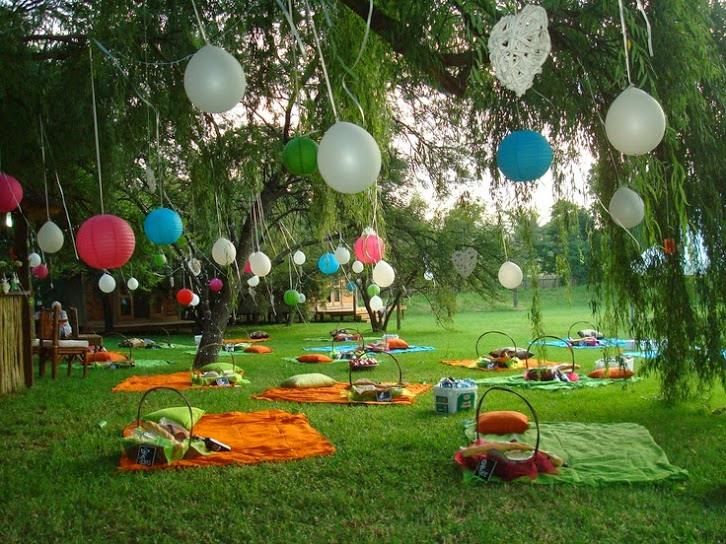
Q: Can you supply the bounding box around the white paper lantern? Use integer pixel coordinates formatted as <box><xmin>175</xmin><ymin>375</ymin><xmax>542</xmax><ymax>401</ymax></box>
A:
<box><xmin>498</xmin><ymin>261</ymin><xmax>523</xmax><ymax>289</ymax></box>
<box><xmin>212</xmin><ymin>237</ymin><xmax>236</xmax><ymax>266</ymax></box>
<box><xmin>605</xmin><ymin>87</ymin><xmax>666</xmax><ymax>156</ymax></box>
<box><xmin>187</xmin><ymin>258</ymin><xmax>202</xmax><ymax>277</ymax></box>
<box><xmin>424</xmin><ymin>270</ymin><xmax>434</xmax><ymax>281</ymax></box>
<box><xmin>37</xmin><ymin>220</ymin><xmax>64</xmax><ymax>254</ymax></box>
<box><xmin>292</xmin><ymin>250</ymin><xmax>306</xmax><ymax>265</ymax></box>
<box><xmin>249</xmin><ymin>251</ymin><xmax>272</xmax><ymax>277</ymax></box>
<box><xmin>297</xmin><ymin>293</ymin><xmax>306</xmax><ymax>304</ymax></box>
<box><xmin>28</xmin><ymin>252</ymin><xmax>42</xmax><ymax>268</ymax></box>
<box><xmin>127</xmin><ymin>277</ymin><xmax>139</xmax><ymax>291</ymax></box>
<box><xmin>334</xmin><ymin>245</ymin><xmax>351</xmax><ymax>265</ymax></box>
<box><xmin>351</xmin><ymin>260</ymin><xmax>364</xmax><ymax>274</ymax></box>
<box><xmin>189</xmin><ymin>293</ymin><xmax>200</xmax><ymax>307</ymax></box>
<box><xmin>247</xmin><ymin>275</ymin><xmax>260</xmax><ymax>287</ymax></box>
<box><xmin>98</xmin><ymin>273</ymin><xmax>116</xmax><ymax>293</ymax></box>
<box><xmin>372</xmin><ymin>260</ymin><xmax>395</xmax><ymax>288</ymax></box>
<box><xmin>317</xmin><ymin>121</ymin><xmax>382</xmax><ymax>194</ymax></box>
<box><xmin>184</xmin><ymin>45</ymin><xmax>246</xmax><ymax>113</ymax></box>
<box><xmin>608</xmin><ymin>186</ymin><xmax>645</xmax><ymax>229</ymax></box>
<box><xmin>369</xmin><ymin>295</ymin><xmax>384</xmax><ymax>312</ymax></box>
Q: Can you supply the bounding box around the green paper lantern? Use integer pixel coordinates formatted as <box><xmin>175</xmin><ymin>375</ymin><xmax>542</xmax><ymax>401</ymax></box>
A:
<box><xmin>152</xmin><ymin>253</ymin><xmax>167</xmax><ymax>268</ymax></box>
<box><xmin>367</xmin><ymin>284</ymin><xmax>381</xmax><ymax>297</ymax></box>
<box><xmin>282</xmin><ymin>137</ymin><xmax>318</xmax><ymax>176</ymax></box>
<box><xmin>283</xmin><ymin>289</ymin><xmax>300</xmax><ymax>306</ymax></box>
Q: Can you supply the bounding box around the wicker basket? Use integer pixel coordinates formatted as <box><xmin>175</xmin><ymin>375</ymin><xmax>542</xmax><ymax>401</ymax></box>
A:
<box><xmin>348</xmin><ymin>351</ymin><xmax>405</xmax><ymax>401</ymax></box>
<box><xmin>525</xmin><ymin>335</ymin><xmax>576</xmax><ymax>380</ymax></box>
<box><xmin>191</xmin><ymin>342</ymin><xmax>242</xmax><ymax>386</ymax></box>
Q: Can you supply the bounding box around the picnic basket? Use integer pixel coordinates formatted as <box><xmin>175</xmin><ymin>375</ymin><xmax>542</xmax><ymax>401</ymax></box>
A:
<box><xmin>348</xmin><ymin>351</ymin><xmax>405</xmax><ymax>402</ymax></box>
<box><xmin>525</xmin><ymin>335</ymin><xmax>577</xmax><ymax>380</ymax></box>
<box><xmin>475</xmin><ymin>330</ymin><xmax>522</xmax><ymax>369</ymax></box>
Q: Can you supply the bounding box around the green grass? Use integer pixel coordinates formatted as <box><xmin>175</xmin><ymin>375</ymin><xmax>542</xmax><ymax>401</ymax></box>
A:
<box><xmin>1</xmin><ymin>287</ymin><xmax>725</xmax><ymax>543</ymax></box>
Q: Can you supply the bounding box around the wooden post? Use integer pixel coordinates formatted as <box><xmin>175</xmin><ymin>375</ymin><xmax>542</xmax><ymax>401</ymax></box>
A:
<box><xmin>513</xmin><ymin>288</ymin><xmax>518</xmax><ymax>309</ymax></box>
<box><xmin>396</xmin><ymin>301</ymin><xmax>401</xmax><ymax>330</ymax></box>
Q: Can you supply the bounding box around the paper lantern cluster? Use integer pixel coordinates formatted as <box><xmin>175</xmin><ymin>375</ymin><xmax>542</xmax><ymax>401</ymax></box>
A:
<box><xmin>77</xmin><ymin>214</ymin><xmax>136</xmax><ymax>270</ymax></box>
<box><xmin>496</xmin><ymin>130</ymin><xmax>553</xmax><ymax>182</ymax></box>
<box><xmin>184</xmin><ymin>45</ymin><xmax>246</xmax><ymax>114</ymax></box>
<box><xmin>282</xmin><ymin>137</ymin><xmax>318</xmax><ymax>176</ymax></box>
<box><xmin>0</xmin><ymin>173</ymin><xmax>23</xmax><ymax>212</ymax></box>
<box><xmin>144</xmin><ymin>207</ymin><xmax>183</xmax><ymax>245</ymax></box>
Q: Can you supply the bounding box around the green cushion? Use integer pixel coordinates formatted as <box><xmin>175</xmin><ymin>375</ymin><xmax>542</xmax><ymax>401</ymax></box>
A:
<box><xmin>200</xmin><ymin>362</ymin><xmax>239</xmax><ymax>373</ymax></box>
<box><xmin>280</xmin><ymin>373</ymin><xmax>336</xmax><ymax>388</ymax></box>
<box><xmin>143</xmin><ymin>406</ymin><xmax>205</xmax><ymax>430</ymax></box>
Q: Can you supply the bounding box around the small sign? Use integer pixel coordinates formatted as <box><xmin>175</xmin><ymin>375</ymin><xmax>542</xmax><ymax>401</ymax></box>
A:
<box><xmin>376</xmin><ymin>389</ymin><xmax>393</xmax><ymax>402</ymax></box>
<box><xmin>215</xmin><ymin>376</ymin><xmax>231</xmax><ymax>387</ymax></box>
<box><xmin>474</xmin><ymin>458</ymin><xmax>498</xmax><ymax>482</ymax></box>
<box><xmin>136</xmin><ymin>445</ymin><xmax>158</xmax><ymax>466</ymax></box>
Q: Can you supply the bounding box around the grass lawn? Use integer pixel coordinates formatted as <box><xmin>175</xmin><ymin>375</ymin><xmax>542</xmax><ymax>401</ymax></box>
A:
<box><xmin>1</xmin><ymin>287</ymin><xmax>724</xmax><ymax>543</ymax></box>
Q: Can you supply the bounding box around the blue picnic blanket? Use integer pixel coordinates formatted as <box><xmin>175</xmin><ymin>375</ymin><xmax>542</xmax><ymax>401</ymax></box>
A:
<box><xmin>302</xmin><ymin>344</ymin><xmax>435</xmax><ymax>355</ymax></box>
<box><xmin>531</xmin><ymin>337</ymin><xmax>637</xmax><ymax>349</ymax></box>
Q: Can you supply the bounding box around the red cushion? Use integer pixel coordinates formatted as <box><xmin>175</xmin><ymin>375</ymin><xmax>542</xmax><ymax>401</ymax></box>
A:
<box><xmin>296</xmin><ymin>354</ymin><xmax>333</xmax><ymax>363</ymax></box>
<box><xmin>245</xmin><ymin>345</ymin><xmax>272</xmax><ymax>354</ymax></box>
<box><xmin>387</xmin><ymin>338</ymin><xmax>409</xmax><ymax>350</ymax></box>
<box><xmin>588</xmin><ymin>367</ymin><xmax>634</xmax><ymax>379</ymax></box>
<box><xmin>477</xmin><ymin>411</ymin><xmax>529</xmax><ymax>434</ymax></box>
<box><xmin>86</xmin><ymin>351</ymin><xmax>127</xmax><ymax>363</ymax></box>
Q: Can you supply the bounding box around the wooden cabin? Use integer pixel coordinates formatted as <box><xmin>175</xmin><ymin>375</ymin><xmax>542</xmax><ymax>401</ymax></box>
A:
<box><xmin>314</xmin><ymin>279</ymin><xmax>369</xmax><ymax>322</ymax></box>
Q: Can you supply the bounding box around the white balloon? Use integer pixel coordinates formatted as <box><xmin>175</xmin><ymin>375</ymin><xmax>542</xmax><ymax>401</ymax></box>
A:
<box><xmin>609</xmin><ymin>186</ymin><xmax>645</xmax><ymax>229</ymax></box>
<box><xmin>372</xmin><ymin>260</ymin><xmax>395</xmax><ymax>288</ymax></box>
<box><xmin>247</xmin><ymin>275</ymin><xmax>260</xmax><ymax>287</ymax></box>
<box><xmin>498</xmin><ymin>261</ymin><xmax>523</xmax><ymax>289</ymax></box>
<box><xmin>292</xmin><ymin>250</ymin><xmax>306</xmax><ymax>266</ymax></box>
<box><xmin>37</xmin><ymin>221</ymin><xmax>64</xmax><ymax>254</ymax></box>
<box><xmin>334</xmin><ymin>245</ymin><xmax>351</xmax><ymax>265</ymax></box>
<box><xmin>351</xmin><ymin>260</ymin><xmax>364</xmax><ymax>274</ymax></box>
<box><xmin>184</xmin><ymin>45</ymin><xmax>246</xmax><ymax>113</ymax></box>
<box><xmin>188</xmin><ymin>258</ymin><xmax>202</xmax><ymax>276</ymax></box>
<box><xmin>424</xmin><ymin>270</ymin><xmax>434</xmax><ymax>281</ymax></box>
<box><xmin>249</xmin><ymin>251</ymin><xmax>272</xmax><ymax>277</ymax></box>
<box><xmin>369</xmin><ymin>295</ymin><xmax>384</xmax><ymax>312</ymax></box>
<box><xmin>605</xmin><ymin>87</ymin><xmax>666</xmax><ymax>156</ymax></box>
<box><xmin>317</xmin><ymin>121</ymin><xmax>382</xmax><ymax>194</ymax></box>
<box><xmin>189</xmin><ymin>293</ymin><xmax>200</xmax><ymax>307</ymax></box>
<box><xmin>127</xmin><ymin>277</ymin><xmax>139</xmax><ymax>291</ymax></box>
<box><xmin>28</xmin><ymin>252</ymin><xmax>42</xmax><ymax>268</ymax></box>
<box><xmin>98</xmin><ymin>273</ymin><xmax>116</xmax><ymax>293</ymax></box>
<box><xmin>297</xmin><ymin>293</ymin><xmax>306</xmax><ymax>304</ymax></box>
<box><xmin>212</xmin><ymin>237</ymin><xmax>236</xmax><ymax>266</ymax></box>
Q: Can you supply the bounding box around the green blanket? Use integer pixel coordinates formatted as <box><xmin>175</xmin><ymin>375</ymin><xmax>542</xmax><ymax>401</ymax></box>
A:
<box><xmin>182</xmin><ymin>350</ymin><xmax>247</xmax><ymax>357</ymax></box>
<box><xmin>133</xmin><ymin>359</ymin><xmax>173</xmax><ymax>368</ymax></box>
<box><xmin>473</xmin><ymin>375</ymin><xmax>639</xmax><ymax>390</ymax></box>
<box><xmin>462</xmin><ymin>421</ymin><xmax>687</xmax><ymax>485</ymax></box>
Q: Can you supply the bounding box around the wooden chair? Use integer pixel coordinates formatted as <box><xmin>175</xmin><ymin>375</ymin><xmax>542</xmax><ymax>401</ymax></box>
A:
<box><xmin>68</xmin><ymin>306</ymin><xmax>104</xmax><ymax>353</ymax></box>
<box><xmin>33</xmin><ymin>307</ymin><xmax>90</xmax><ymax>378</ymax></box>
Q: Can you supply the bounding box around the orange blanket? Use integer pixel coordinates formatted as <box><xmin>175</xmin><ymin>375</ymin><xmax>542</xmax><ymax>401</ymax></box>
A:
<box><xmin>119</xmin><ymin>409</ymin><xmax>335</xmax><ymax>471</ymax></box>
<box><xmin>224</xmin><ymin>337</ymin><xmax>267</xmax><ymax>344</ymax></box>
<box><xmin>253</xmin><ymin>382</ymin><xmax>431</xmax><ymax>405</ymax></box>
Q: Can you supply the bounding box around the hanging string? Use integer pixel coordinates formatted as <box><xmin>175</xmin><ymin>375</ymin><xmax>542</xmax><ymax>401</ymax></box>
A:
<box><xmin>596</xmin><ymin>196</ymin><xmax>641</xmax><ymax>249</ymax></box>
<box><xmin>617</xmin><ymin>0</ymin><xmax>632</xmax><ymax>86</ymax></box>
<box><xmin>214</xmin><ymin>193</ymin><xmax>224</xmax><ymax>238</ymax></box>
<box><xmin>303</xmin><ymin>0</ymin><xmax>338</xmax><ymax>120</ymax></box>
<box><xmin>38</xmin><ymin>117</ymin><xmax>50</xmax><ymax>221</ymax></box>
<box><xmin>634</xmin><ymin>0</ymin><xmax>654</xmax><ymax>56</ymax></box>
<box><xmin>275</xmin><ymin>0</ymin><xmax>308</xmax><ymax>59</ymax></box>
<box><xmin>88</xmin><ymin>45</ymin><xmax>105</xmax><ymax>214</ymax></box>
<box><xmin>190</xmin><ymin>0</ymin><xmax>210</xmax><ymax>44</ymax></box>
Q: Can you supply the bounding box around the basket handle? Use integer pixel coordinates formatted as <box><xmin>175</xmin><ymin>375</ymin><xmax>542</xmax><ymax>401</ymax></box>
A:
<box><xmin>526</xmin><ymin>335</ymin><xmax>576</xmax><ymax>372</ymax></box>
<box><xmin>474</xmin><ymin>386</ymin><xmax>540</xmax><ymax>459</ymax></box>
<box><xmin>475</xmin><ymin>330</ymin><xmax>518</xmax><ymax>359</ymax></box>
<box><xmin>135</xmin><ymin>386</ymin><xmax>194</xmax><ymax>451</ymax></box>
<box><xmin>567</xmin><ymin>320</ymin><xmax>599</xmax><ymax>340</ymax></box>
<box><xmin>331</xmin><ymin>328</ymin><xmax>364</xmax><ymax>355</ymax></box>
<box><xmin>348</xmin><ymin>350</ymin><xmax>404</xmax><ymax>386</ymax></box>
<box><xmin>196</xmin><ymin>342</ymin><xmax>238</xmax><ymax>374</ymax></box>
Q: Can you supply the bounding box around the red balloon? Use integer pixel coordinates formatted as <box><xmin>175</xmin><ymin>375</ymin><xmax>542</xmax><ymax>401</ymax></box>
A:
<box><xmin>208</xmin><ymin>277</ymin><xmax>224</xmax><ymax>293</ymax></box>
<box><xmin>176</xmin><ymin>288</ymin><xmax>194</xmax><ymax>306</ymax></box>
<box><xmin>243</xmin><ymin>260</ymin><xmax>252</xmax><ymax>274</ymax></box>
<box><xmin>0</xmin><ymin>173</ymin><xmax>23</xmax><ymax>213</ymax></box>
<box><xmin>32</xmin><ymin>263</ymin><xmax>49</xmax><ymax>280</ymax></box>
<box><xmin>77</xmin><ymin>214</ymin><xmax>136</xmax><ymax>270</ymax></box>
<box><xmin>353</xmin><ymin>231</ymin><xmax>385</xmax><ymax>264</ymax></box>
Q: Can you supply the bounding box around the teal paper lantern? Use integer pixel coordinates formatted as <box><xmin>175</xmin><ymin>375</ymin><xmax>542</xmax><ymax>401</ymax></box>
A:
<box><xmin>283</xmin><ymin>289</ymin><xmax>300</xmax><ymax>306</ymax></box>
<box><xmin>366</xmin><ymin>284</ymin><xmax>381</xmax><ymax>297</ymax></box>
<box><xmin>283</xmin><ymin>136</ymin><xmax>318</xmax><ymax>176</ymax></box>
<box><xmin>496</xmin><ymin>130</ymin><xmax>553</xmax><ymax>182</ymax></box>
<box><xmin>346</xmin><ymin>280</ymin><xmax>357</xmax><ymax>292</ymax></box>
<box><xmin>144</xmin><ymin>207</ymin><xmax>183</xmax><ymax>245</ymax></box>
<box><xmin>317</xmin><ymin>252</ymin><xmax>340</xmax><ymax>275</ymax></box>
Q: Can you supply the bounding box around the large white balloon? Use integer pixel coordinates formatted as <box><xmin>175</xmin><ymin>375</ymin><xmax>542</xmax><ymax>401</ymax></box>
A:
<box><xmin>184</xmin><ymin>45</ymin><xmax>246</xmax><ymax>113</ymax></box>
<box><xmin>28</xmin><ymin>252</ymin><xmax>42</xmax><ymax>268</ymax></box>
<box><xmin>334</xmin><ymin>245</ymin><xmax>351</xmax><ymax>265</ymax></box>
<box><xmin>608</xmin><ymin>186</ymin><xmax>645</xmax><ymax>229</ymax></box>
<box><xmin>605</xmin><ymin>87</ymin><xmax>666</xmax><ymax>156</ymax></box>
<box><xmin>351</xmin><ymin>260</ymin><xmax>364</xmax><ymax>274</ymax></box>
<box><xmin>212</xmin><ymin>237</ymin><xmax>236</xmax><ymax>266</ymax></box>
<box><xmin>317</xmin><ymin>121</ymin><xmax>382</xmax><ymax>194</ymax></box>
<box><xmin>498</xmin><ymin>261</ymin><xmax>523</xmax><ymax>289</ymax></box>
<box><xmin>247</xmin><ymin>275</ymin><xmax>260</xmax><ymax>287</ymax></box>
<box><xmin>127</xmin><ymin>277</ymin><xmax>139</xmax><ymax>291</ymax></box>
<box><xmin>249</xmin><ymin>251</ymin><xmax>272</xmax><ymax>277</ymax></box>
<box><xmin>37</xmin><ymin>221</ymin><xmax>64</xmax><ymax>254</ymax></box>
<box><xmin>372</xmin><ymin>260</ymin><xmax>395</xmax><ymax>288</ymax></box>
<box><xmin>292</xmin><ymin>250</ymin><xmax>306</xmax><ymax>265</ymax></box>
<box><xmin>98</xmin><ymin>273</ymin><xmax>116</xmax><ymax>293</ymax></box>
<box><xmin>369</xmin><ymin>295</ymin><xmax>384</xmax><ymax>312</ymax></box>
<box><xmin>189</xmin><ymin>293</ymin><xmax>200</xmax><ymax>307</ymax></box>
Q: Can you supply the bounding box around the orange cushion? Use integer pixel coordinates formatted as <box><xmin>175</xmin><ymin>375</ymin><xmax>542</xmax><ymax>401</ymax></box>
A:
<box><xmin>387</xmin><ymin>338</ymin><xmax>409</xmax><ymax>349</ymax></box>
<box><xmin>477</xmin><ymin>410</ymin><xmax>529</xmax><ymax>434</ymax></box>
<box><xmin>245</xmin><ymin>345</ymin><xmax>272</xmax><ymax>354</ymax></box>
<box><xmin>86</xmin><ymin>351</ymin><xmax>128</xmax><ymax>363</ymax></box>
<box><xmin>588</xmin><ymin>367</ymin><xmax>634</xmax><ymax>379</ymax></box>
<box><xmin>296</xmin><ymin>354</ymin><xmax>333</xmax><ymax>363</ymax></box>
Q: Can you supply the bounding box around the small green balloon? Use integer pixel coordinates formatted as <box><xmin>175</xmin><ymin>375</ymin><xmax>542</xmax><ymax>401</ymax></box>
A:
<box><xmin>283</xmin><ymin>289</ymin><xmax>300</xmax><ymax>306</ymax></box>
<box><xmin>282</xmin><ymin>136</ymin><xmax>318</xmax><ymax>176</ymax></box>
<box><xmin>367</xmin><ymin>284</ymin><xmax>381</xmax><ymax>297</ymax></box>
<box><xmin>152</xmin><ymin>253</ymin><xmax>167</xmax><ymax>267</ymax></box>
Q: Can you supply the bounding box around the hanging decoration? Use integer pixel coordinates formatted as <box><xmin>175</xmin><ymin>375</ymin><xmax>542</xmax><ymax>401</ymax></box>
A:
<box><xmin>28</xmin><ymin>252</ymin><xmax>42</xmax><ymax>268</ymax></box>
<box><xmin>98</xmin><ymin>273</ymin><xmax>116</xmax><ymax>293</ymax></box>
<box><xmin>496</xmin><ymin>130</ymin><xmax>553</xmax><ymax>182</ymax></box>
<box><xmin>31</xmin><ymin>263</ymin><xmax>49</xmax><ymax>280</ymax></box>
<box><xmin>424</xmin><ymin>270</ymin><xmax>434</xmax><ymax>281</ymax></box>
<box><xmin>372</xmin><ymin>260</ymin><xmax>395</xmax><ymax>288</ymax></box>
<box><xmin>0</xmin><ymin>173</ymin><xmax>23</xmax><ymax>212</ymax></box>
<box><xmin>366</xmin><ymin>284</ymin><xmax>380</xmax><ymax>297</ymax></box>
<box><xmin>189</xmin><ymin>293</ymin><xmax>200</xmax><ymax>307</ymax></box>
<box><xmin>127</xmin><ymin>277</ymin><xmax>139</xmax><ymax>291</ymax></box>
<box><xmin>292</xmin><ymin>250</ymin><xmax>306</xmax><ymax>265</ymax></box>
<box><xmin>283</xmin><ymin>289</ymin><xmax>300</xmax><ymax>306</ymax></box>
<box><xmin>247</xmin><ymin>275</ymin><xmax>260</xmax><ymax>287</ymax></box>
<box><xmin>176</xmin><ymin>288</ymin><xmax>194</xmax><ymax>306</ymax></box>
<box><xmin>144</xmin><ymin>207</ymin><xmax>183</xmax><ymax>245</ymax></box>
<box><xmin>187</xmin><ymin>258</ymin><xmax>202</xmax><ymax>277</ymax></box>
<box><xmin>317</xmin><ymin>252</ymin><xmax>340</xmax><ymax>275</ymax></box>
<box><xmin>37</xmin><ymin>221</ymin><xmax>64</xmax><ymax>254</ymax></box>
<box><xmin>282</xmin><ymin>136</ymin><xmax>318</xmax><ymax>176</ymax></box>
<box><xmin>77</xmin><ymin>215</ymin><xmax>136</xmax><ymax>270</ymax></box>
<box><xmin>346</xmin><ymin>280</ymin><xmax>357</xmax><ymax>292</ymax></box>
<box><xmin>351</xmin><ymin>260</ymin><xmax>364</xmax><ymax>274</ymax></box>
<box><xmin>487</xmin><ymin>5</ymin><xmax>551</xmax><ymax>97</ymax></box>
<box><xmin>212</xmin><ymin>237</ymin><xmax>236</xmax><ymax>266</ymax></box>
<box><xmin>152</xmin><ymin>252</ymin><xmax>167</xmax><ymax>268</ymax></box>
<box><xmin>451</xmin><ymin>247</ymin><xmax>478</xmax><ymax>278</ymax></box>
<box><xmin>663</xmin><ymin>238</ymin><xmax>676</xmax><ymax>256</ymax></box>
<box><xmin>317</xmin><ymin>122</ymin><xmax>382</xmax><ymax>194</ymax></box>
<box><xmin>605</xmin><ymin>87</ymin><xmax>666</xmax><ymax>156</ymax></box>
<box><xmin>145</xmin><ymin>164</ymin><xmax>157</xmax><ymax>193</ymax></box>
<box><xmin>208</xmin><ymin>277</ymin><xmax>224</xmax><ymax>293</ymax></box>
<box><xmin>353</xmin><ymin>228</ymin><xmax>385</xmax><ymax>264</ymax></box>
<box><xmin>184</xmin><ymin>45</ymin><xmax>246</xmax><ymax>113</ymax></box>
<box><xmin>608</xmin><ymin>186</ymin><xmax>645</xmax><ymax>229</ymax></box>
<box><xmin>298</xmin><ymin>293</ymin><xmax>307</xmax><ymax>304</ymax></box>
<box><xmin>369</xmin><ymin>295</ymin><xmax>384</xmax><ymax>312</ymax></box>
<box><xmin>334</xmin><ymin>245</ymin><xmax>351</xmax><ymax>265</ymax></box>
<box><xmin>249</xmin><ymin>251</ymin><xmax>272</xmax><ymax>277</ymax></box>
<box><xmin>498</xmin><ymin>261</ymin><xmax>524</xmax><ymax>289</ymax></box>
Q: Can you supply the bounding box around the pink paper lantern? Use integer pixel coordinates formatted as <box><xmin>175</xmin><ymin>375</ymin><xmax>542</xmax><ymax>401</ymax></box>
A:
<box><xmin>77</xmin><ymin>214</ymin><xmax>136</xmax><ymax>270</ymax></box>
<box><xmin>353</xmin><ymin>230</ymin><xmax>385</xmax><ymax>264</ymax></box>
<box><xmin>176</xmin><ymin>288</ymin><xmax>194</xmax><ymax>306</ymax></box>
<box><xmin>0</xmin><ymin>173</ymin><xmax>23</xmax><ymax>213</ymax></box>
<box><xmin>243</xmin><ymin>260</ymin><xmax>252</xmax><ymax>274</ymax></box>
<box><xmin>208</xmin><ymin>277</ymin><xmax>224</xmax><ymax>293</ymax></box>
<box><xmin>32</xmin><ymin>263</ymin><xmax>49</xmax><ymax>280</ymax></box>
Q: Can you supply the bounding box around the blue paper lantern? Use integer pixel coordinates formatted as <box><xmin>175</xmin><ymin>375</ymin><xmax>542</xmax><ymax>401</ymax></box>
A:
<box><xmin>346</xmin><ymin>280</ymin><xmax>357</xmax><ymax>292</ymax></box>
<box><xmin>317</xmin><ymin>252</ymin><xmax>340</xmax><ymax>275</ymax></box>
<box><xmin>144</xmin><ymin>207</ymin><xmax>183</xmax><ymax>245</ymax></box>
<box><xmin>496</xmin><ymin>130</ymin><xmax>553</xmax><ymax>182</ymax></box>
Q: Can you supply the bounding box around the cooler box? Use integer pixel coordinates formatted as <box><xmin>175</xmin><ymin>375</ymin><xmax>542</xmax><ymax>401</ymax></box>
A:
<box><xmin>434</xmin><ymin>384</ymin><xmax>477</xmax><ymax>414</ymax></box>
